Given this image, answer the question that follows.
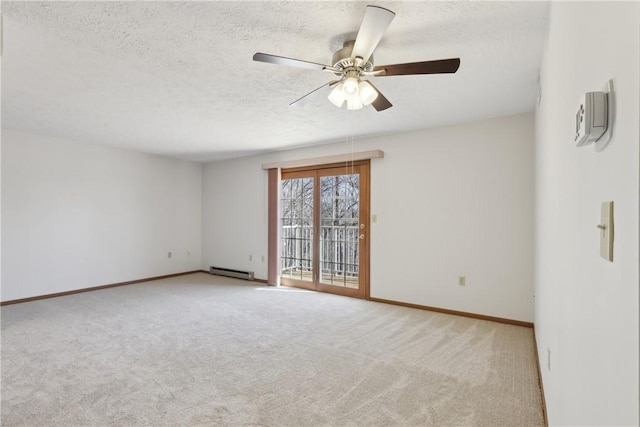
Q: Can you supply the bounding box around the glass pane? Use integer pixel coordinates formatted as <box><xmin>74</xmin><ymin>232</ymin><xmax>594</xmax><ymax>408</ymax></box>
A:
<box><xmin>319</xmin><ymin>174</ymin><xmax>359</xmax><ymax>288</ymax></box>
<box><xmin>280</xmin><ymin>177</ymin><xmax>314</xmax><ymax>282</ymax></box>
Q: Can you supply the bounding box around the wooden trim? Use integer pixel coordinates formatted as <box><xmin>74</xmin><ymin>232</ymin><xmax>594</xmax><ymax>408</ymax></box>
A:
<box><xmin>282</xmin><ymin>159</ymin><xmax>370</xmax><ymax>174</ymax></box>
<box><xmin>281</xmin><ymin>169</ymin><xmax>316</xmax><ymax>179</ymax></box>
<box><xmin>316</xmin><ymin>282</ymin><xmax>364</xmax><ymax>299</ymax></box>
<box><xmin>267</xmin><ymin>168</ymin><xmax>280</xmax><ymax>285</ymax></box>
<box><xmin>368</xmin><ymin>297</ymin><xmax>534</xmax><ymax>328</ymax></box>
<box><xmin>280</xmin><ymin>277</ymin><xmax>316</xmax><ymax>291</ymax></box>
<box><xmin>0</xmin><ymin>271</ymin><xmax>203</xmax><ymax>306</ymax></box>
<box><xmin>313</xmin><ymin>166</ymin><xmax>320</xmax><ymax>288</ymax></box>
<box><xmin>532</xmin><ymin>328</ymin><xmax>549</xmax><ymax>427</ymax></box>
<box><xmin>362</xmin><ymin>160</ymin><xmax>371</xmax><ymax>300</ymax></box>
<box><xmin>261</xmin><ymin>150</ymin><xmax>383</xmax><ymax>170</ymax></box>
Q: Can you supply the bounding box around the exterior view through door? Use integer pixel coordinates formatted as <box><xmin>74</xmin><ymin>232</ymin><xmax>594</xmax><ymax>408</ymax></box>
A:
<box><xmin>280</xmin><ymin>160</ymin><xmax>370</xmax><ymax>299</ymax></box>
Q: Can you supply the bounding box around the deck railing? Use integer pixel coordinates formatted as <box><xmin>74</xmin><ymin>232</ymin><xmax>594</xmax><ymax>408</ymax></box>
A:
<box><xmin>281</xmin><ymin>224</ymin><xmax>359</xmax><ymax>279</ymax></box>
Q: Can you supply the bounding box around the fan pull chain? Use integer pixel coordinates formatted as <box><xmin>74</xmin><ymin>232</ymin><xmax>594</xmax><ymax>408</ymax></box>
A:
<box><xmin>344</xmin><ymin>108</ymin><xmax>356</xmax><ymax>176</ymax></box>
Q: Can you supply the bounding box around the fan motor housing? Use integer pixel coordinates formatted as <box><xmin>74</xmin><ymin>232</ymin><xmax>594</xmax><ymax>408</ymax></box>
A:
<box><xmin>332</xmin><ymin>40</ymin><xmax>374</xmax><ymax>73</ymax></box>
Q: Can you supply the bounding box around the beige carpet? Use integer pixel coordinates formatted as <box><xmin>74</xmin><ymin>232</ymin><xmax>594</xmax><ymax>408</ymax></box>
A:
<box><xmin>1</xmin><ymin>272</ymin><xmax>543</xmax><ymax>426</ymax></box>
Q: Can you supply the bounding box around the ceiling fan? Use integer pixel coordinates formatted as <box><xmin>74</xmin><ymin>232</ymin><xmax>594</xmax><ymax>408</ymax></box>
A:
<box><xmin>253</xmin><ymin>5</ymin><xmax>460</xmax><ymax>112</ymax></box>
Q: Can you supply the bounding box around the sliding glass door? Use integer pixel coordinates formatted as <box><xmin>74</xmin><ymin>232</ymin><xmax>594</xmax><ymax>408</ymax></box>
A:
<box><xmin>280</xmin><ymin>174</ymin><xmax>315</xmax><ymax>286</ymax></box>
<box><xmin>280</xmin><ymin>161</ymin><xmax>369</xmax><ymax>299</ymax></box>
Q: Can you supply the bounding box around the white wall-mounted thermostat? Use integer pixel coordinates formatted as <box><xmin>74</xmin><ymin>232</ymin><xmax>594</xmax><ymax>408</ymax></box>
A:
<box><xmin>575</xmin><ymin>91</ymin><xmax>608</xmax><ymax>146</ymax></box>
<box><xmin>574</xmin><ymin>80</ymin><xmax>614</xmax><ymax>150</ymax></box>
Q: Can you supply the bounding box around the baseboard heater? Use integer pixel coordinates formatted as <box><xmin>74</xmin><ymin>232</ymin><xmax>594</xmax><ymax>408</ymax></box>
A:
<box><xmin>209</xmin><ymin>266</ymin><xmax>254</xmax><ymax>281</ymax></box>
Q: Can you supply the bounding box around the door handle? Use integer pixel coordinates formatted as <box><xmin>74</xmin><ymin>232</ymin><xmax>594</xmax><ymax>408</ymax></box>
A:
<box><xmin>359</xmin><ymin>234</ymin><xmax>365</xmax><ymax>240</ymax></box>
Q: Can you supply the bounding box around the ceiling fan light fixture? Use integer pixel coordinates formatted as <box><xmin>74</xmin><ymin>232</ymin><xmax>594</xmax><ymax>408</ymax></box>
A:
<box><xmin>343</xmin><ymin>75</ymin><xmax>359</xmax><ymax>94</ymax></box>
<box><xmin>328</xmin><ymin>83</ymin><xmax>346</xmax><ymax>107</ymax></box>
<box><xmin>254</xmin><ymin>5</ymin><xmax>461</xmax><ymax>112</ymax></box>
<box><xmin>359</xmin><ymin>80</ymin><xmax>378</xmax><ymax>105</ymax></box>
<box><xmin>346</xmin><ymin>93</ymin><xmax>364</xmax><ymax>110</ymax></box>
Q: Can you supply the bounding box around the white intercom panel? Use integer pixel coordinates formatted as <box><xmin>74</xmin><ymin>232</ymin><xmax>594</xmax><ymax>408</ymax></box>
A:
<box><xmin>575</xmin><ymin>91</ymin><xmax>608</xmax><ymax>146</ymax></box>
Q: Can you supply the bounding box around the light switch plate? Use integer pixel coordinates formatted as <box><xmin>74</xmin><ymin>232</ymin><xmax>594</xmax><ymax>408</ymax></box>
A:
<box><xmin>600</xmin><ymin>201</ymin><xmax>614</xmax><ymax>261</ymax></box>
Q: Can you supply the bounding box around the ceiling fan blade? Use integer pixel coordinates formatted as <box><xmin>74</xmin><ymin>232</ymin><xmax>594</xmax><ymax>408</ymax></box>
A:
<box><xmin>253</xmin><ymin>53</ymin><xmax>329</xmax><ymax>72</ymax></box>
<box><xmin>366</xmin><ymin>81</ymin><xmax>392</xmax><ymax>111</ymax></box>
<box><xmin>290</xmin><ymin>80</ymin><xmax>341</xmax><ymax>107</ymax></box>
<box><xmin>374</xmin><ymin>58</ymin><xmax>461</xmax><ymax>76</ymax></box>
<box><xmin>351</xmin><ymin>6</ymin><xmax>395</xmax><ymax>65</ymax></box>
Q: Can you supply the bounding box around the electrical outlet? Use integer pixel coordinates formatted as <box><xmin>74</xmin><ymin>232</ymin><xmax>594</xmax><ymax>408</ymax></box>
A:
<box><xmin>458</xmin><ymin>276</ymin><xmax>466</xmax><ymax>286</ymax></box>
<box><xmin>167</xmin><ymin>252</ymin><xmax>172</xmax><ymax>259</ymax></box>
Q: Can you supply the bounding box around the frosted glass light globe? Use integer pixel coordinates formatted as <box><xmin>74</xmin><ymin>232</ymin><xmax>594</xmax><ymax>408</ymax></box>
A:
<box><xmin>359</xmin><ymin>80</ymin><xmax>378</xmax><ymax>106</ymax></box>
<box><xmin>328</xmin><ymin>83</ymin><xmax>346</xmax><ymax>107</ymax></box>
<box><xmin>343</xmin><ymin>77</ymin><xmax>359</xmax><ymax>94</ymax></box>
<box><xmin>346</xmin><ymin>93</ymin><xmax>364</xmax><ymax>110</ymax></box>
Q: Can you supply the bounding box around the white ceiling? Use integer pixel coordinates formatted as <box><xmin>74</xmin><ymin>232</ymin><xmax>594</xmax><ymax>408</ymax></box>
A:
<box><xmin>1</xmin><ymin>1</ymin><xmax>549</xmax><ymax>162</ymax></box>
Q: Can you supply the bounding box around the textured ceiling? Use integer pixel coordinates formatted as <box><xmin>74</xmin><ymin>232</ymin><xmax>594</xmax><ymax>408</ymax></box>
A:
<box><xmin>1</xmin><ymin>1</ymin><xmax>549</xmax><ymax>162</ymax></box>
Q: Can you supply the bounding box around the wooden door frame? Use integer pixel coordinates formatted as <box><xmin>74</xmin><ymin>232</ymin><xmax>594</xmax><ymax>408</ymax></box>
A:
<box><xmin>279</xmin><ymin>160</ymin><xmax>370</xmax><ymax>299</ymax></box>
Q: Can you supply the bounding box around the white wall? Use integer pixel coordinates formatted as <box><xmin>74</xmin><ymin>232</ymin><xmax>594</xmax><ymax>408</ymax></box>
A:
<box><xmin>534</xmin><ymin>2</ymin><xmax>639</xmax><ymax>426</ymax></box>
<box><xmin>202</xmin><ymin>113</ymin><xmax>535</xmax><ymax>322</ymax></box>
<box><xmin>201</xmin><ymin>154</ymin><xmax>269</xmax><ymax>279</ymax></box>
<box><xmin>0</xmin><ymin>124</ymin><xmax>2</xmax><ymax>295</ymax></box>
<box><xmin>1</xmin><ymin>129</ymin><xmax>203</xmax><ymax>301</ymax></box>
